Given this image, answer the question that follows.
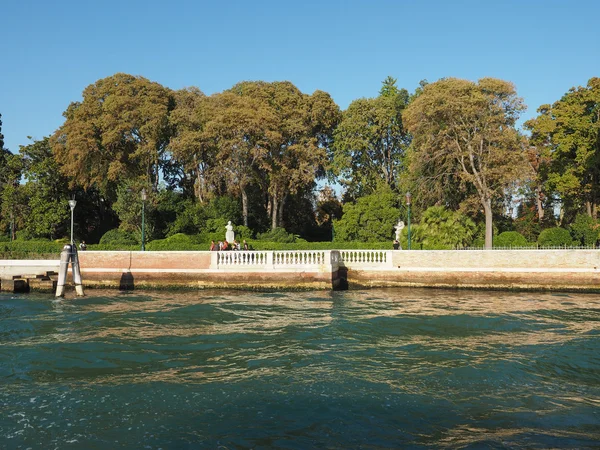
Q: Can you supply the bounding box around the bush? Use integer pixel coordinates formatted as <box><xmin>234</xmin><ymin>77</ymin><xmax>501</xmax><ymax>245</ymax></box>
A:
<box><xmin>99</xmin><ymin>229</ymin><xmax>138</xmax><ymax>245</ymax></box>
<box><xmin>537</xmin><ymin>227</ymin><xmax>575</xmax><ymax>247</ymax></box>
<box><xmin>145</xmin><ymin>233</ymin><xmax>202</xmax><ymax>251</ymax></box>
<box><xmin>256</xmin><ymin>227</ymin><xmax>296</xmax><ymax>243</ymax></box>
<box><xmin>0</xmin><ymin>240</ymin><xmax>64</xmax><ymax>259</ymax></box>
<box><xmin>570</xmin><ymin>214</ymin><xmax>599</xmax><ymax>246</ymax></box>
<box><xmin>494</xmin><ymin>231</ymin><xmax>529</xmax><ymax>248</ymax></box>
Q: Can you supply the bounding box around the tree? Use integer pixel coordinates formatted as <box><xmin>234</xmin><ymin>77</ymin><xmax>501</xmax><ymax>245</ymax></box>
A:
<box><xmin>203</xmin><ymin>91</ymin><xmax>274</xmax><ymax>227</ymax></box>
<box><xmin>404</xmin><ymin>77</ymin><xmax>527</xmax><ymax>248</ymax></box>
<box><xmin>19</xmin><ymin>137</ymin><xmax>71</xmax><ymax>239</ymax></box>
<box><xmin>332</xmin><ymin>185</ymin><xmax>400</xmax><ymax>242</ymax></box>
<box><xmin>168</xmin><ymin>87</ymin><xmax>213</xmax><ymax>201</ymax></box>
<box><xmin>524</xmin><ymin>77</ymin><xmax>600</xmax><ymax>219</ymax></box>
<box><xmin>51</xmin><ymin>73</ymin><xmax>174</xmax><ymax>201</ymax></box>
<box><xmin>332</xmin><ymin>77</ymin><xmax>410</xmax><ymax>198</ymax></box>
<box><xmin>228</xmin><ymin>81</ymin><xmax>340</xmax><ymax>230</ymax></box>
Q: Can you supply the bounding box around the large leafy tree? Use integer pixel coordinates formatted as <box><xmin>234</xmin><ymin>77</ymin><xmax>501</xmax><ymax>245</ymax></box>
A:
<box><xmin>0</xmin><ymin>115</ymin><xmax>24</xmax><ymax>239</ymax></box>
<box><xmin>404</xmin><ymin>77</ymin><xmax>527</xmax><ymax>248</ymax></box>
<box><xmin>19</xmin><ymin>137</ymin><xmax>71</xmax><ymax>239</ymax></box>
<box><xmin>228</xmin><ymin>81</ymin><xmax>340</xmax><ymax>230</ymax></box>
<box><xmin>332</xmin><ymin>77</ymin><xmax>410</xmax><ymax>199</ymax></box>
<box><xmin>51</xmin><ymin>73</ymin><xmax>174</xmax><ymax>201</ymax></box>
<box><xmin>524</xmin><ymin>77</ymin><xmax>600</xmax><ymax>220</ymax></box>
<box><xmin>203</xmin><ymin>91</ymin><xmax>275</xmax><ymax>227</ymax></box>
<box><xmin>168</xmin><ymin>87</ymin><xmax>212</xmax><ymax>201</ymax></box>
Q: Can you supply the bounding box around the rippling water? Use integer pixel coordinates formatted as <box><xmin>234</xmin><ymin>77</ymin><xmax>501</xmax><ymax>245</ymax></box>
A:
<box><xmin>1</xmin><ymin>288</ymin><xmax>600</xmax><ymax>449</ymax></box>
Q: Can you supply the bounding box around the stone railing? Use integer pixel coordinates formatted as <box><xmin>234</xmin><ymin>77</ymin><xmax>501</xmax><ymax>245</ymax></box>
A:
<box><xmin>212</xmin><ymin>250</ymin><xmax>338</xmax><ymax>270</ymax></box>
<box><xmin>211</xmin><ymin>249</ymin><xmax>390</xmax><ymax>270</ymax></box>
<box><xmin>339</xmin><ymin>250</ymin><xmax>394</xmax><ymax>268</ymax></box>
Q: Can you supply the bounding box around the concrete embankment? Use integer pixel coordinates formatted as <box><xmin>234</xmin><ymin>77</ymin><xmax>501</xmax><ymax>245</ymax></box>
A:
<box><xmin>1</xmin><ymin>249</ymin><xmax>599</xmax><ymax>293</ymax></box>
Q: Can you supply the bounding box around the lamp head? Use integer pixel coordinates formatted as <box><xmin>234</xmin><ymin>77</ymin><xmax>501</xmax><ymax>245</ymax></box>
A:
<box><xmin>141</xmin><ymin>188</ymin><xmax>147</xmax><ymax>201</ymax></box>
<box><xmin>405</xmin><ymin>192</ymin><xmax>412</xmax><ymax>205</ymax></box>
<box><xmin>68</xmin><ymin>199</ymin><xmax>77</xmax><ymax>210</ymax></box>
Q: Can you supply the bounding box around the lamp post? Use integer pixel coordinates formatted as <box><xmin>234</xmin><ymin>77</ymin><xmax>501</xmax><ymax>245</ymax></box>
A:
<box><xmin>141</xmin><ymin>188</ymin><xmax>147</xmax><ymax>251</ymax></box>
<box><xmin>405</xmin><ymin>192</ymin><xmax>412</xmax><ymax>250</ymax></box>
<box><xmin>68</xmin><ymin>199</ymin><xmax>77</xmax><ymax>245</ymax></box>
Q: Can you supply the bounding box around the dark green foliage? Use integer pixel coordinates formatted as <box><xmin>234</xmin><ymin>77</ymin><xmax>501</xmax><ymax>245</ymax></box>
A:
<box><xmin>99</xmin><ymin>229</ymin><xmax>138</xmax><ymax>245</ymax></box>
<box><xmin>513</xmin><ymin>203</ymin><xmax>542</xmax><ymax>242</ymax></box>
<box><xmin>0</xmin><ymin>240</ymin><xmax>64</xmax><ymax>258</ymax></box>
<box><xmin>494</xmin><ymin>231</ymin><xmax>529</xmax><ymax>248</ymax></box>
<box><xmin>146</xmin><ymin>233</ymin><xmax>197</xmax><ymax>251</ymax></box>
<box><xmin>570</xmin><ymin>214</ymin><xmax>599</xmax><ymax>246</ymax></box>
<box><xmin>332</xmin><ymin>185</ymin><xmax>400</xmax><ymax>242</ymax></box>
<box><xmin>166</xmin><ymin>199</ymin><xmax>207</xmax><ymax>236</ymax></box>
<box><xmin>256</xmin><ymin>227</ymin><xmax>297</xmax><ymax>243</ymax></box>
<box><xmin>205</xmin><ymin>196</ymin><xmax>242</xmax><ymax>226</ymax></box>
<box><xmin>537</xmin><ymin>227</ymin><xmax>574</xmax><ymax>247</ymax></box>
<box><xmin>411</xmin><ymin>206</ymin><xmax>477</xmax><ymax>249</ymax></box>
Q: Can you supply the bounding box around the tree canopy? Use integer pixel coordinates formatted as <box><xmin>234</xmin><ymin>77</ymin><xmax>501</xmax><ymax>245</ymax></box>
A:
<box><xmin>404</xmin><ymin>77</ymin><xmax>527</xmax><ymax>248</ymax></box>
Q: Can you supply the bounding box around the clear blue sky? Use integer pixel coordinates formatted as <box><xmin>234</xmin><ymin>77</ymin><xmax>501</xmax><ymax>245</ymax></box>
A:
<box><xmin>1</xmin><ymin>0</ymin><xmax>599</xmax><ymax>153</ymax></box>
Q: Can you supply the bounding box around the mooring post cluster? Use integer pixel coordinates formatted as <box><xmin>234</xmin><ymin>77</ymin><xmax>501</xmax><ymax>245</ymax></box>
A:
<box><xmin>55</xmin><ymin>244</ymin><xmax>84</xmax><ymax>297</ymax></box>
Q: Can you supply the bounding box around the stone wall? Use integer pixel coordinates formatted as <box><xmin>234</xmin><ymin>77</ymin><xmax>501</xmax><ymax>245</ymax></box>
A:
<box><xmin>347</xmin><ymin>250</ymin><xmax>600</xmax><ymax>291</ymax></box>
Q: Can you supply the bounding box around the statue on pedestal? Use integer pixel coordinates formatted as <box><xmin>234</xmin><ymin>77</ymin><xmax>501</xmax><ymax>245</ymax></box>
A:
<box><xmin>225</xmin><ymin>221</ymin><xmax>235</xmax><ymax>243</ymax></box>
<box><xmin>394</xmin><ymin>220</ymin><xmax>405</xmax><ymax>249</ymax></box>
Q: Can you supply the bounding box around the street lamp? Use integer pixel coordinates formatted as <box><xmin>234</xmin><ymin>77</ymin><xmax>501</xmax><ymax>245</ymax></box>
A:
<box><xmin>141</xmin><ymin>188</ymin><xmax>147</xmax><ymax>251</ymax></box>
<box><xmin>405</xmin><ymin>192</ymin><xmax>412</xmax><ymax>250</ymax></box>
<box><xmin>68</xmin><ymin>199</ymin><xmax>77</xmax><ymax>245</ymax></box>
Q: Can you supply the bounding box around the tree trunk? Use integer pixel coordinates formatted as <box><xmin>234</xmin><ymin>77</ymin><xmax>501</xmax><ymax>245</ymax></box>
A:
<box><xmin>271</xmin><ymin>193</ymin><xmax>278</xmax><ymax>230</ymax></box>
<box><xmin>483</xmin><ymin>197</ymin><xmax>493</xmax><ymax>249</ymax></box>
<box><xmin>536</xmin><ymin>186</ymin><xmax>544</xmax><ymax>222</ymax></box>
<box><xmin>278</xmin><ymin>195</ymin><xmax>286</xmax><ymax>230</ymax></box>
<box><xmin>241</xmin><ymin>188</ymin><xmax>248</xmax><ymax>227</ymax></box>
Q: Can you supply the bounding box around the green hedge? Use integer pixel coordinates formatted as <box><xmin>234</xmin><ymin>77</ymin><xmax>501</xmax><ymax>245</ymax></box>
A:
<box><xmin>0</xmin><ymin>240</ymin><xmax>65</xmax><ymax>259</ymax></box>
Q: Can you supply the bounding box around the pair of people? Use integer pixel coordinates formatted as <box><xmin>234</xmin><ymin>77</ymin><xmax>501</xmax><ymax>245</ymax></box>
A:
<box><xmin>210</xmin><ymin>239</ymin><xmax>249</xmax><ymax>251</ymax></box>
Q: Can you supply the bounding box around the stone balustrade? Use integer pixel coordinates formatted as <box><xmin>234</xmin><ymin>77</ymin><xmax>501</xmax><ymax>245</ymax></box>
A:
<box><xmin>212</xmin><ymin>250</ymin><xmax>336</xmax><ymax>270</ymax></box>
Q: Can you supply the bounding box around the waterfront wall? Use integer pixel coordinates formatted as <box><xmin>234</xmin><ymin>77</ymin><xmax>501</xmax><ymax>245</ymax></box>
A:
<box><xmin>356</xmin><ymin>249</ymin><xmax>600</xmax><ymax>291</ymax></box>
<box><xmin>2</xmin><ymin>249</ymin><xmax>599</xmax><ymax>292</ymax></box>
<box><xmin>77</xmin><ymin>250</ymin><xmax>339</xmax><ymax>290</ymax></box>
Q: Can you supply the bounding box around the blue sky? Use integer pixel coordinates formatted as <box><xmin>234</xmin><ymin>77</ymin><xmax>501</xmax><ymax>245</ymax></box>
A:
<box><xmin>1</xmin><ymin>0</ymin><xmax>599</xmax><ymax>153</ymax></box>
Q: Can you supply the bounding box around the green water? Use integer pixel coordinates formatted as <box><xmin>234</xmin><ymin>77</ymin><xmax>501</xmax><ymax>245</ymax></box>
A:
<box><xmin>1</xmin><ymin>288</ymin><xmax>599</xmax><ymax>449</ymax></box>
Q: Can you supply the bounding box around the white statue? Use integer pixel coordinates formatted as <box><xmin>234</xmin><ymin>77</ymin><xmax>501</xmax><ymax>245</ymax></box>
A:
<box><xmin>394</xmin><ymin>220</ymin><xmax>405</xmax><ymax>241</ymax></box>
<box><xmin>225</xmin><ymin>221</ymin><xmax>235</xmax><ymax>243</ymax></box>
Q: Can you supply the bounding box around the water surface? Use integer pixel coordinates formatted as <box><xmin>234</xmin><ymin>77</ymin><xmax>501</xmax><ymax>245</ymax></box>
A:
<box><xmin>1</xmin><ymin>288</ymin><xmax>599</xmax><ymax>448</ymax></box>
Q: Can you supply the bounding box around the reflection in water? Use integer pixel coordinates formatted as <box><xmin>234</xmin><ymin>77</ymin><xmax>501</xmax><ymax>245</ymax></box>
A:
<box><xmin>1</xmin><ymin>288</ymin><xmax>599</xmax><ymax>448</ymax></box>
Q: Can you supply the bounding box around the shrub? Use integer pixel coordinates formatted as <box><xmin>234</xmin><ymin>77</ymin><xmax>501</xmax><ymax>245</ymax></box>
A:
<box><xmin>570</xmin><ymin>214</ymin><xmax>599</xmax><ymax>246</ymax></box>
<box><xmin>256</xmin><ymin>227</ymin><xmax>296</xmax><ymax>243</ymax></box>
<box><xmin>494</xmin><ymin>231</ymin><xmax>529</xmax><ymax>248</ymax></box>
<box><xmin>537</xmin><ymin>227</ymin><xmax>574</xmax><ymax>247</ymax></box>
<box><xmin>332</xmin><ymin>186</ymin><xmax>400</xmax><ymax>242</ymax></box>
<box><xmin>99</xmin><ymin>229</ymin><xmax>138</xmax><ymax>245</ymax></box>
<box><xmin>0</xmin><ymin>240</ymin><xmax>64</xmax><ymax>258</ymax></box>
<box><xmin>411</xmin><ymin>206</ymin><xmax>476</xmax><ymax>249</ymax></box>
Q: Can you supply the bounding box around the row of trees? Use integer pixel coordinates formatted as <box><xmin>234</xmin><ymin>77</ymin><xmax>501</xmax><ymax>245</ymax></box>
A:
<box><xmin>0</xmin><ymin>74</ymin><xmax>599</xmax><ymax>248</ymax></box>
